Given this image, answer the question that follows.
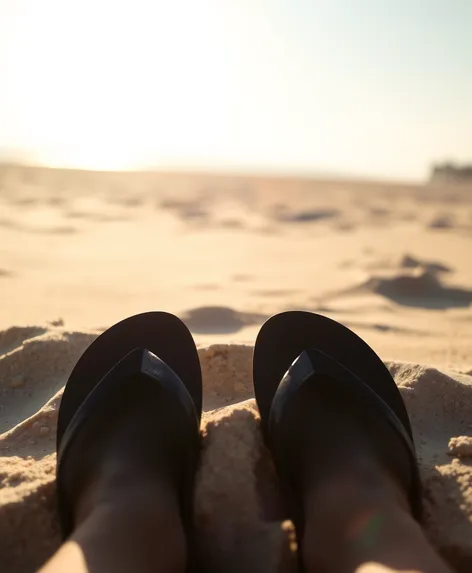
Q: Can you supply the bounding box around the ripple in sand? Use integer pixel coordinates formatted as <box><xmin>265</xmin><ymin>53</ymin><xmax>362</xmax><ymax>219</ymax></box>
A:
<box><xmin>158</xmin><ymin>198</ymin><xmax>210</xmax><ymax>222</ymax></box>
<box><xmin>428</xmin><ymin>213</ymin><xmax>455</xmax><ymax>229</ymax></box>
<box><xmin>251</xmin><ymin>289</ymin><xmax>299</xmax><ymax>298</ymax></box>
<box><xmin>0</xmin><ymin>217</ymin><xmax>77</xmax><ymax>235</ymax></box>
<box><xmin>274</xmin><ymin>207</ymin><xmax>339</xmax><ymax>224</ymax></box>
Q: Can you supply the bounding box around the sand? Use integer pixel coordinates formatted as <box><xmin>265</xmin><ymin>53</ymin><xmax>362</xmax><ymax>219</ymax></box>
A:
<box><xmin>1</xmin><ymin>165</ymin><xmax>472</xmax><ymax>571</ymax></box>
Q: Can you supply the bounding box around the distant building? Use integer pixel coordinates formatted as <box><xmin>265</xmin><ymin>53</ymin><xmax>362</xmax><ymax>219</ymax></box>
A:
<box><xmin>430</xmin><ymin>162</ymin><xmax>472</xmax><ymax>183</ymax></box>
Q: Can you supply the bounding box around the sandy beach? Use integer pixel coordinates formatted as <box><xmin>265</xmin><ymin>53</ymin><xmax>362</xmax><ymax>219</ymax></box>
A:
<box><xmin>0</xmin><ymin>165</ymin><xmax>471</xmax><ymax>572</ymax></box>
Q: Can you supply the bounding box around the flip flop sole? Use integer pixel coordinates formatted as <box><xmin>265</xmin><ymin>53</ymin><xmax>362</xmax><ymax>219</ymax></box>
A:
<box><xmin>57</xmin><ymin>311</ymin><xmax>202</xmax><ymax>450</ymax></box>
<box><xmin>253</xmin><ymin>311</ymin><xmax>412</xmax><ymax>440</ymax></box>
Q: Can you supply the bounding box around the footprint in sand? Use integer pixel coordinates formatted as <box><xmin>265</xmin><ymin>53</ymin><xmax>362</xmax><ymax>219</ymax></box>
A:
<box><xmin>181</xmin><ymin>306</ymin><xmax>267</xmax><ymax>334</ymax></box>
<box><xmin>232</xmin><ymin>274</ymin><xmax>252</xmax><ymax>283</ymax></box>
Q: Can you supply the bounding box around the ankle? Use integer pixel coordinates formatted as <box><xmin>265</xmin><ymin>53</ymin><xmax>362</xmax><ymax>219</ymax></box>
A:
<box><xmin>304</xmin><ymin>457</ymin><xmax>409</xmax><ymax>518</ymax></box>
<box><xmin>303</xmin><ymin>498</ymin><xmax>413</xmax><ymax>573</ymax></box>
<box><xmin>70</xmin><ymin>482</ymin><xmax>188</xmax><ymax>573</ymax></box>
<box><xmin>303</xmin><ymin>505</ymin><xmax>452</xmax><ymax>573</ymax></box>
<box><xmin>75</xmin><ymin>476</ymin><xmax>180</xmax><ymax>530</ymax></box>
<box><xmin>302</xmin><ymin>465</ymin><xmax>411</xmax><ymax>571</ymax></box>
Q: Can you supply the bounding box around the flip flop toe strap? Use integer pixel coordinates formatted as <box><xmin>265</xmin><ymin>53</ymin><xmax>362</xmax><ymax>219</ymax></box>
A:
<box><xmin>268</xmin><ymin>349</ymin><xmax>423</xmax><ymax>529</ymax></box>
<box><xmin>57</xmin><ymin>348</ymin><xmax>199</xmax><ymax>538</ymax></box>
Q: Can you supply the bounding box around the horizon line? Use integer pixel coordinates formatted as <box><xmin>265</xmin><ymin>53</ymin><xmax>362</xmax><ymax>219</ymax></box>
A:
<box><xmin>0</xmin><ymin>158</ymin><xmax>427</xmax><ymax>186</ymax></box>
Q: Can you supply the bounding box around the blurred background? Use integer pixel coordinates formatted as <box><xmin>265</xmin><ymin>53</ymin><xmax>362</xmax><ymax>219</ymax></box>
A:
<box><xmin>0</xmin><ymin>0</ymin><xmax>471</xmax><ymax>365</ymax></box>
<box><xmin>1</xmin><ymin>0</ymin><xmax>471</xmax><ymax>178</ymax></box>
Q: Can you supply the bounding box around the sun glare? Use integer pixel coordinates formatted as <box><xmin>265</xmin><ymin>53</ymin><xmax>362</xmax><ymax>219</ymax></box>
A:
<box><xmin>2</xmin><ymin>0</ymin><xmax>471</xmax><ymax>178</ymax></box>
<box><xmin>5</xmin><ymin>0</ymin><xmax>231</xmax><ymax>170</ymax></box>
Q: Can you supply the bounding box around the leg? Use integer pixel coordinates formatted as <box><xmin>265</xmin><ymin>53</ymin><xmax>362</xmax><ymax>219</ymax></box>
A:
<box><xmin>296</xmin><ymin>399</ymin><xmax>452</xmax><ymax>573</ymax></box>
<box><xmin>40</xmin><ymin>314</ymin><xmax>202</xmax><ymax>573</ymax></box>
<box><xmin>39</xmin><ymin>479</ymin><xmax>185</xmax><ymax>573</ymax></box>
<box><xmin>252</xmin><ymin>312</ymin><xmax>452</xmax><ymax>573</ymax></box>
<box><xmin>303</xmin><ymin>465</ymin><xmax>451</xmax><ymax>573</ymax></box>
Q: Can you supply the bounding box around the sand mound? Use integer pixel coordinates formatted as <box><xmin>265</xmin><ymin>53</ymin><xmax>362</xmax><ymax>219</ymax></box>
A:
<box><xmin>362</xmin><ymin>269</ymin><xmax>472</xmax><ymax>308</ymax></box>
<box><xmin>397</xmin><ymin>254</ymin><xmax>451</xmax><ymax>274</ymax></box>
<box><xmin>1</xmin><ymin>327</ymin><xmax>471</xmax><ymax>572</ymax></box>
<box><xmin>363</xmin><ymin>253</ymin><xmax>452</xmax><ymax>275</ymax></box>
<box><xmin>368</xmin><ymin>270</ymin><xmax>444</xmax><ymax>298</ymax></box>
<box><xmin>0</xmin><ymin>328</ymin><xmax>96</xmax><ymax>434</ymax></box>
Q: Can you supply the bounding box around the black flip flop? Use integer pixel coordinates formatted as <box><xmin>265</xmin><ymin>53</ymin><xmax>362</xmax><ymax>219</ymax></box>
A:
<box><xmin>253</xmin><ymin>312</ymin><xmax>422</xmax><ymax>554</ymax></box>
<box><xmin>56</xmin><ymin>311</ymin><xmax>202</xmax><ymax>539</ymax></box>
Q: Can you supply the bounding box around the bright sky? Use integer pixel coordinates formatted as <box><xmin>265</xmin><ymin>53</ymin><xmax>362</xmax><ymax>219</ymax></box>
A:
<box><xmin>1</xmin><ymin>0</ymin><xmax>471</xmax><ymax>180</ymax></box>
